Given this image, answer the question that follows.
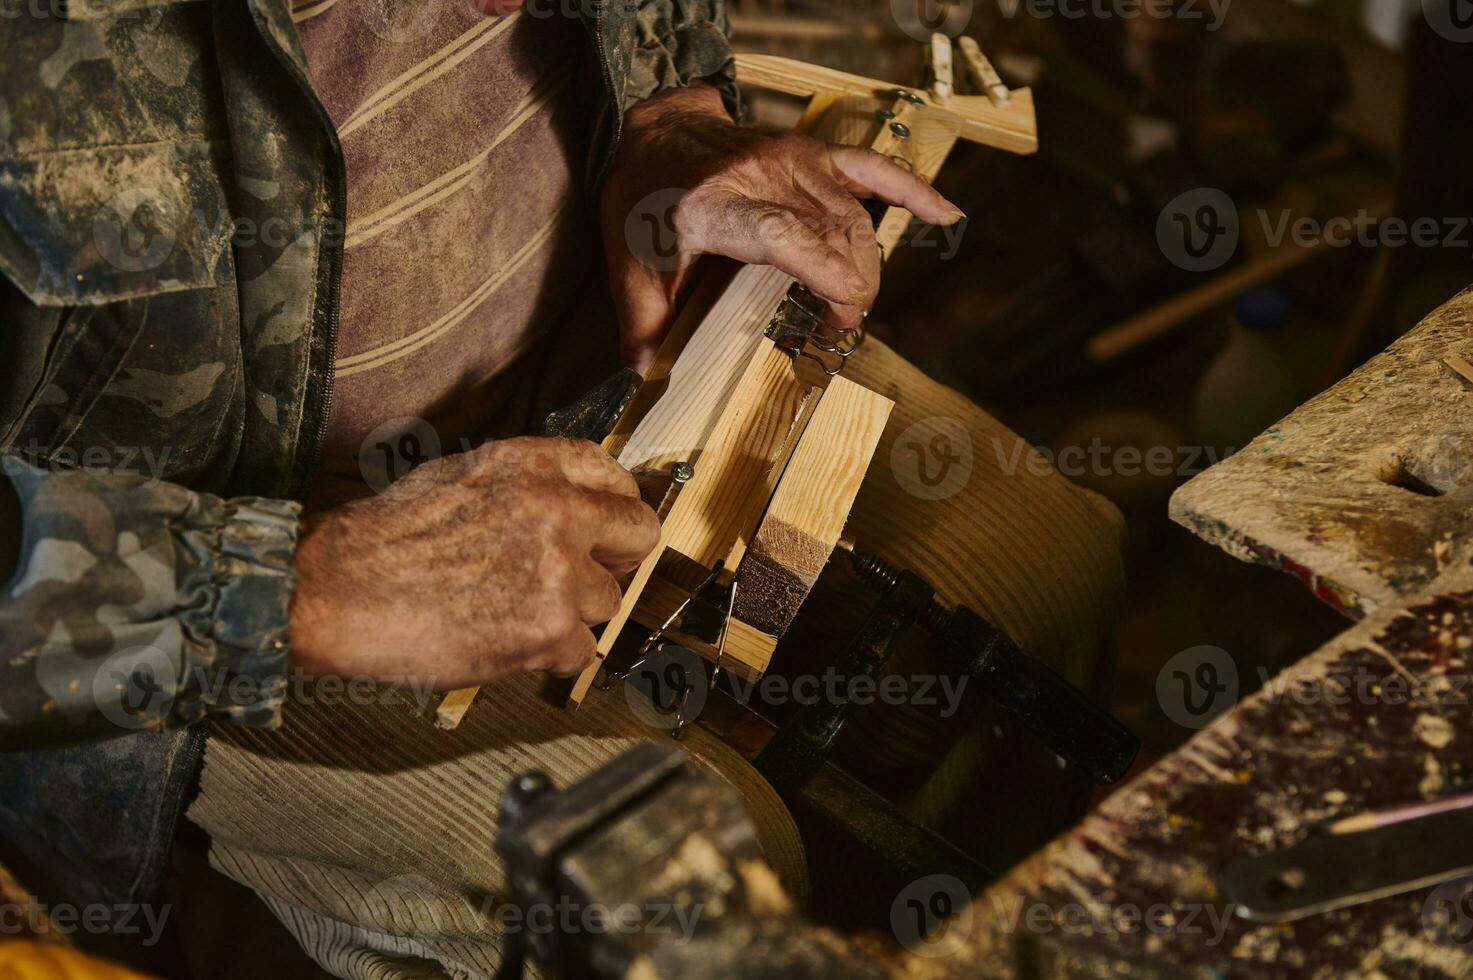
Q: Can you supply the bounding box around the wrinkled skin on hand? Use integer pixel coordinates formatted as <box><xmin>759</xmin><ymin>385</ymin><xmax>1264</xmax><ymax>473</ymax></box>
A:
<box><xmin>289</xmin><ymin>438</ymin><xmax>660</xmax><ymax>686</ymax></box>
<box><xmin>600</xmin><ymin>82</ymin><xmax>966</xmax><ymax>369</ymax></box>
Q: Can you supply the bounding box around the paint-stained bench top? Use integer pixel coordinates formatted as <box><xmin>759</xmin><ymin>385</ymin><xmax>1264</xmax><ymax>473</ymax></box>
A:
<box><xmin>1170</xmin><ymin>287</ymin><xmax>1473</xmax><ymax>618</ymax></box>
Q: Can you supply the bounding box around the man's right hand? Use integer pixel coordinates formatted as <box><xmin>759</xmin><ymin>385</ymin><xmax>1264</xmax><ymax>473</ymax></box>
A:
<box><xmin>288</xmin><ymin>438</ymin><xmax>660</xmax><ymax>688</ymax></box>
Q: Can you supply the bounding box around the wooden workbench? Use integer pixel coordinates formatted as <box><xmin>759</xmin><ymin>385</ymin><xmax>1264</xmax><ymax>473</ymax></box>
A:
<box><xmin>1171</xmin><ymin>287</ymin><xmax>1473</xmax><ymax>617</ymax></box>
<box><xmin>948</xmin><ymin>568</ymin><xmax>1473</xmax><ymax>977</ymax></box>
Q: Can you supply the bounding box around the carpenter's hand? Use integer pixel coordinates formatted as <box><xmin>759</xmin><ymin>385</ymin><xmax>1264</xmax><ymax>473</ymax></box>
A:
<box><xmin>601</xmin><ymin>82</ymin><xmax>965</xmax><ymax>369</ymax></box>
<box><xmin>289</xmin><ymin>438</ymin><xmax>660</xmax><ymax>687</ymax></box>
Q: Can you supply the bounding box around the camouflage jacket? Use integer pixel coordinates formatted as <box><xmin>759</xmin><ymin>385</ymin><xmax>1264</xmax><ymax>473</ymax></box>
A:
<box><xmin>0</xmin><ymin>0</ymin><xmax>738</xmax><ymax>749</ymax></box>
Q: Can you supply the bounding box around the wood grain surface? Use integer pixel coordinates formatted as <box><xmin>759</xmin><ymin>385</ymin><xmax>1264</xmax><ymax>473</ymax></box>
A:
<box><xmin>1172</xmin><ymin>287</ymin><xmax>1473</xmax><ymax>616</ymax></box>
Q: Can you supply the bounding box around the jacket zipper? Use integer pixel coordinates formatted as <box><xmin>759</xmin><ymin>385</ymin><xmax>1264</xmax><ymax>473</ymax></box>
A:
<box><xmin>591</xmin><ymin>10</ymin><xmax>622</xmax><ymax>186</ymax></box>
<box><xmin>243</xmin><ymin>0</ymin><xmax>343</xmax><ymax>500</ymax></box>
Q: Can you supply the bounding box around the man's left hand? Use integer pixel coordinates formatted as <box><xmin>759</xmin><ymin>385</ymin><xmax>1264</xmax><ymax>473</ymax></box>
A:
<box><xmin>600</xmin><ymin>82</ymin><xmax>965</xmax><ymax>370</ymax></box>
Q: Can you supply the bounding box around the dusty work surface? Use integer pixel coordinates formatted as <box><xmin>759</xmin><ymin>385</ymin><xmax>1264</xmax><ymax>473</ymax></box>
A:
<box><xmin>1170</xmin><ymin>288</ymin><xmax>1473</xmax><ymax>617</ymax></box>
<box><xmin>947</xmin><ymin>567</ymin><xmax>1473</xmax><ymax>978</ymax></box>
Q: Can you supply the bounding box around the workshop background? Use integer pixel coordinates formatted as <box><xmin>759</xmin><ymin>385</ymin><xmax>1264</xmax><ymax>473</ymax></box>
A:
<box><xmin>5</xmin><ymin>1</ymin><xmax>1472</xmax><ymax>975</ymax></box>
<box><xmin>737</xmin><ymin>0</ymin><xmax>1468</xmax><ymax>771</ymax></box>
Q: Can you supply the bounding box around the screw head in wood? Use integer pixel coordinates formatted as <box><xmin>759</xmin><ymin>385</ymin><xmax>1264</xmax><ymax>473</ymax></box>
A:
<box><xmin>875</xmin><ymin>108</ymin><xmax>896</xmax><ymax>121</ymax></box>
<box><xmin>671</xmin><ymin>460</ymin><xmax>695</xmax><ymax>484</ymax></box>
<box><xmin>889</xmin><ymin>121</ymin><xmax>911</xmax><ymax>139</ymax></box>
<box><xmin>893</xmin><ymin>88</ymin><xmax>924</xmax><ymax>104</ymax></box>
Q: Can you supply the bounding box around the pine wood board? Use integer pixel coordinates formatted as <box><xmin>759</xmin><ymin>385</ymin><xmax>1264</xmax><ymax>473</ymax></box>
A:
<box><xmin>734</xmin><ymin>52</ymin><xmax>1037</xmax><ymax>154</ymax></box>
<box><xmin>734</xmin><ymin>376</ymin><xmax>894</xmax><ymax>636</ymax></box>
<box><xmin>612</xmin><ymin>265</ymin><xmax>790</xmax><ymax>472</ymax></box>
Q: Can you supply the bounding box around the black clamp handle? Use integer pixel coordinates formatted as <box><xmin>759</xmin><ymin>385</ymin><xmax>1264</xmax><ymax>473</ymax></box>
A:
<box><xmin>933</xmin><ymin>605</ymin><xmax>1138</xmax><ymax>785</ymax></box>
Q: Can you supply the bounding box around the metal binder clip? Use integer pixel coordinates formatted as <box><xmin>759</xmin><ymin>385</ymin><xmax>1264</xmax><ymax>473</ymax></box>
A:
<box><xmin>596</xmin><ymin>562</ymin><xmax>737</xmax><ymax>737</ymax></box>
<box><xmin>765</xmin><ymin>282</ymin><xmax>866</xmax><ymax>376</ymax></box>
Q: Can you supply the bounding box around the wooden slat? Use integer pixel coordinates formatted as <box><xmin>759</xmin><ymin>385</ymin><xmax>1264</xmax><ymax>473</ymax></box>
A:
<box><xmin>614</xmin><ymin>265</ymin><xmax>790</xmax><ymax>471</ymax></box>
<box><xmin>568</xmin><ymin>342</ymin><xmax>809</xmax><ymax>705</ymax></box>
<box><xmin>734</xmin><ymin>52</ymin><xmax>1037</xmax><ymax>153</ymax></box>
<box><xmin>433</xmin><ymin>687</ymin><xmax>477</xmax><ymax>729</ymax></box>
<box><xmin>735</xmin><ymin>376</ymin><xmax>894</xmax><ymax>635</ymax></box>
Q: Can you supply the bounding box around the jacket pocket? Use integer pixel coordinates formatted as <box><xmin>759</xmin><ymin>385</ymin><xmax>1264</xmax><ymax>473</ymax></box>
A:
<box><xmin>10</xmin><ymin>287</ymin><xmax>244</xmax><ymax>492</ymax></box>
<box><xmin>0</xmin><ymin>0</ymin><xmax>234</xmax><ymax>308</ymax></box>
<box><xmin>0</xmin><ymin>139</ymin><xmax>237</xmax><ymax>309</ymax></box>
